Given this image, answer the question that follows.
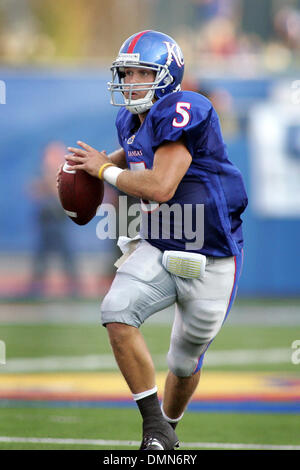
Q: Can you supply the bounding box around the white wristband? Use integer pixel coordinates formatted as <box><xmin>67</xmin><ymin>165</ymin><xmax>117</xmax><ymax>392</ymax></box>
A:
<box><xmin>103</xmin><ymin>166</ymin><xmax>124</xmax><ymax>186</ymax></box>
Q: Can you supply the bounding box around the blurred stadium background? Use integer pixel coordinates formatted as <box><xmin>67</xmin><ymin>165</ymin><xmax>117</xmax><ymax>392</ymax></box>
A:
<box><xmin>0</xmin><ymin>0</ymin><xmax>299</xmax><ymax>450</ymax></box>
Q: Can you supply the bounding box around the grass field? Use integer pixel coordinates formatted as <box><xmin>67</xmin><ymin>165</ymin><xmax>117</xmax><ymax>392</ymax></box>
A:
<box><xmin>0</xmin><ymin>299</ymin><xmax>299</xmax><ymax>451</ymax></box>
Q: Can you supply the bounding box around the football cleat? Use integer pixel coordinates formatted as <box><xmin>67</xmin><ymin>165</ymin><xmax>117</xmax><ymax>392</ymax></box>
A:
<box><xmin>140</xmin><ymin>437</ymin><xmax>165</xmax><ymax>450</ymax></box>
<box><xmin>139</xmin><ymin>422</ymin><xmax>180</xmax><ymax>450</ymax></box>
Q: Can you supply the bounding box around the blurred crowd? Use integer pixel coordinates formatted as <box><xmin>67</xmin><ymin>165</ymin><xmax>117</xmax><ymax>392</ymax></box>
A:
<box><xmin>177</xmin><ymin>2</ymin><xmax>300</xmax><ymax>76</ymax></box>
<box><xmin>0</xmin><ymin>0</ymin><xmax>299</xmax><ymax>74</ymax></box>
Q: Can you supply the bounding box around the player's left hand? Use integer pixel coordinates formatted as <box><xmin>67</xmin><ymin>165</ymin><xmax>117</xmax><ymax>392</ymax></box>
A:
<box><xmin>66</xmin><ymin>141</ymin><xmax>109</xmax><ymax>178</ymax></box>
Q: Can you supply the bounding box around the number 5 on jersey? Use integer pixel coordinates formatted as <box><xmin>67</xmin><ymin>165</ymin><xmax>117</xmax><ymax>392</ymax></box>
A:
<box><xmin>172</xmin><ymin>102</ymin><xmax>191</xmax><ymax>128</ymax></box>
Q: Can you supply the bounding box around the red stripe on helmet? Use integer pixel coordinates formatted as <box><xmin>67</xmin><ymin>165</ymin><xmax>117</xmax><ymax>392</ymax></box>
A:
<box><xmin>127</xmin><ymin>30</ymin><xmax>150</xmax><ymax>53</ymax></box>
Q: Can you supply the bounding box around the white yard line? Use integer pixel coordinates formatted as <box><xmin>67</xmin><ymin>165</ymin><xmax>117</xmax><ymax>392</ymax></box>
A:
<box><xmin>0</xmin><ymin>348</ymin><xmax>291</xmax><ymax>373</ymax></box>
<box><xmin>0</xmin><ymin>436</ymin><xmax>299</xmax><ymax>450</ymax></box>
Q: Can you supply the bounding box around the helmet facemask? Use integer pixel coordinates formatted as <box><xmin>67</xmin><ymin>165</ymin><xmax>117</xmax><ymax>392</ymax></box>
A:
<box><xmin>108</xmin><ymin>61</ymin><xmax>174</xmax><ymax>114</ymax></box>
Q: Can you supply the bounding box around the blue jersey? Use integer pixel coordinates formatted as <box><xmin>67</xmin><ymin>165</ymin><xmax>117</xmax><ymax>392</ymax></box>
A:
<box><xmin>115</xmin><ymin>90</ymin><xmax>248</xmax><ymax>257</ymax></box>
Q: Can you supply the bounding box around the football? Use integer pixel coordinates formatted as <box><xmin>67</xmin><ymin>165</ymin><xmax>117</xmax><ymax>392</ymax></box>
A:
<box><xmin>58</xmin><ymin>161</ymin><xmax>104</xmax><ymax>225</ymax></box>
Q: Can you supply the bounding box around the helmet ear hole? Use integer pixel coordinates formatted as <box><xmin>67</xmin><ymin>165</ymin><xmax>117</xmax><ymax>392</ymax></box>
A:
<box><xmin>163</xmin><ymin>76</ymin><xmax>173</xmax><ymax>86</ymax></box>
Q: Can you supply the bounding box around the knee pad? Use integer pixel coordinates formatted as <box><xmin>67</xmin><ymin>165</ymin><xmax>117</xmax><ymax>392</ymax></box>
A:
<box><xmin>167</xmin><ymin>335</ymin><xmax>208</xmax><ymax>377</ymax></box>
<box><xmin>100</xmin><ymin>287</ymin><xmax>141</xmax><ymax>328</ymax></box>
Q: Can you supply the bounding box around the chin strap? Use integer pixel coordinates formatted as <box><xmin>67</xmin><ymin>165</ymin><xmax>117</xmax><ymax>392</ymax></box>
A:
<box><xmin>125</xmin><ymin>88</ymin><xmax>155</xmax><ymax>114</ymax></box>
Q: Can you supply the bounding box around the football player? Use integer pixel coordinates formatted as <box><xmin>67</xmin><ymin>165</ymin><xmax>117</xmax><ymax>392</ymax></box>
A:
<box><xmin>65</xmin><ymin>30</ymin><xmax>248</xmax><ymax>450</ymax></box>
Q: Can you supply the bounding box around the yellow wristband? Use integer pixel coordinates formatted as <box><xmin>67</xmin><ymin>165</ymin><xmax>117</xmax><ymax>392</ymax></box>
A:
<box><xmin>98</xmin><ymin>162</ymin><xmax>116</xmax><ymax>180</ymax></box>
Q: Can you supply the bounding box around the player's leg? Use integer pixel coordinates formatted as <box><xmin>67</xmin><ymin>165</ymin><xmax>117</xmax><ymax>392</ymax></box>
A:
<box><xmin>106</xmin><ymin>321</ymin><xmax>178</xmax><ymax>450</ymax></box>
<box><xmin>101</xmin><ymin>240</ymin><xmax>178</xmax><ymax>449</ymax></box>
<box><xmin>162</xmin><ymin>252</ymin><xmax>243</xmax><ymax>426</ymax></box>
<box><xmin>161</xmin><ymin>303</ymin><xmax>206</xmax><ymax>425</ymax></box>
<box><xmin>106</xmin><ymin>322</ymin><xmax>156</xmax><ymax>393</ymax></box>
<box><xmin>162</xmin><ymin>369</ymin><xmax>201</xmax><ymax>427</ymax></box>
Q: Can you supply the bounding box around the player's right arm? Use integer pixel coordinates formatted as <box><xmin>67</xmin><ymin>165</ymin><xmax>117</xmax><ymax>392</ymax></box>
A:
<box><xmin>116</xmin><ymin>139</ymin><xmax>192</xmax><ymax>203</ymax></box>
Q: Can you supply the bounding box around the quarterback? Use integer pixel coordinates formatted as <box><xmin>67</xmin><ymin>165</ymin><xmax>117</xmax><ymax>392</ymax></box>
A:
<box><xmin>65</xmin><ymin>30</ymin><xmax>248</xmax><ymax>450</ymax></box>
